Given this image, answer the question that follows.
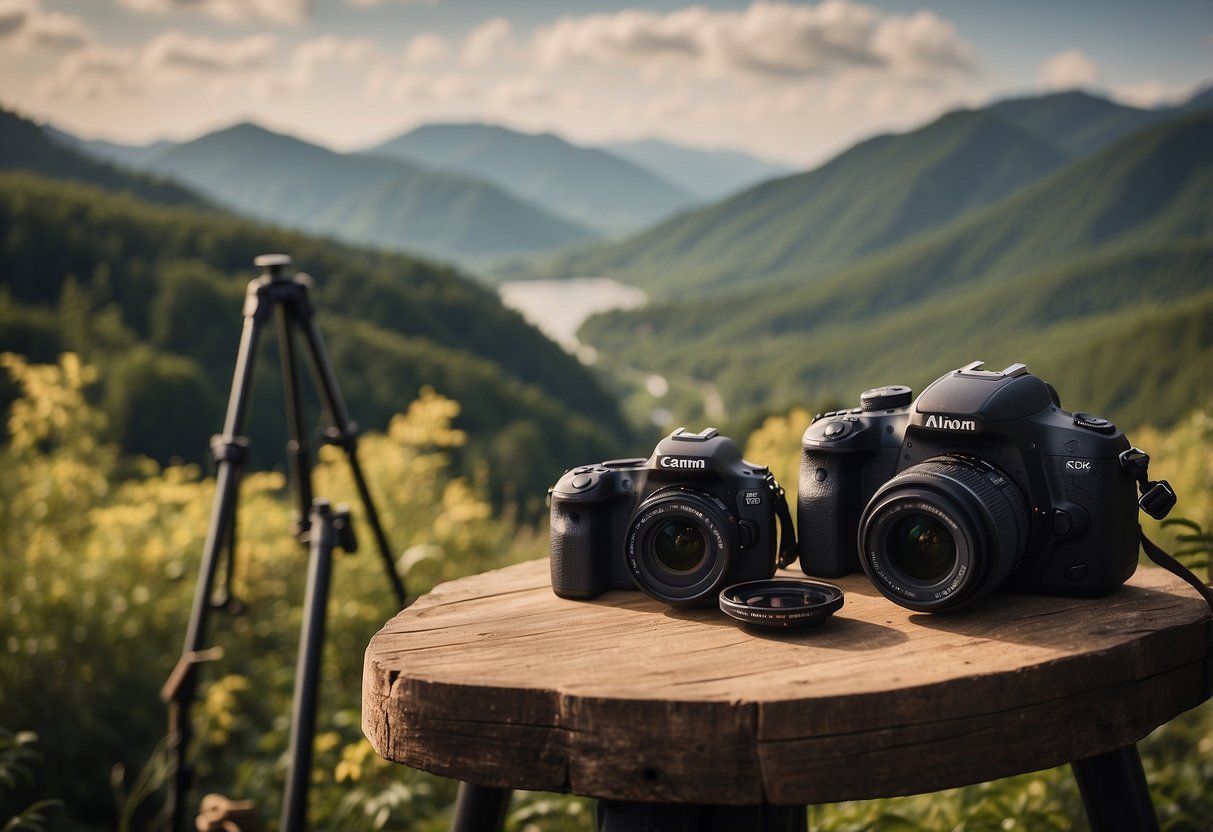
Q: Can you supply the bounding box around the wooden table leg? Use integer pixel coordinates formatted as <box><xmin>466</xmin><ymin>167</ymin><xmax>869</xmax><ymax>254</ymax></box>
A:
<box><xmin>452</xmin><ymin>783</ymin><xmax>510</xmax><ymax>832</ymax></box>
<box><xmin>596</xmin><ymin>801</ymin><xmax>807</xmax><ymax>831</ymax></box>
<box><xmin>1071</xmin><ymin>745</ymin><xmax>1159</xmax><ymax>832</ymax></box>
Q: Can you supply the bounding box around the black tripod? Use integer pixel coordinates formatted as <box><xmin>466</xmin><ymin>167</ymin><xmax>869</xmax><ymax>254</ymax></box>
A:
<box><xmin>162</xmin><ymin>254</ymin><xmax>407</xmax><ymax>832</ymax></box>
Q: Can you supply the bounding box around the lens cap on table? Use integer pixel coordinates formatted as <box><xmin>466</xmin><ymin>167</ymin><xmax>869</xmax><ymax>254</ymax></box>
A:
<box><xmin>719</xmin><ymin>579</ymin><xmax>844</xmax><ymax>629</ymax></box>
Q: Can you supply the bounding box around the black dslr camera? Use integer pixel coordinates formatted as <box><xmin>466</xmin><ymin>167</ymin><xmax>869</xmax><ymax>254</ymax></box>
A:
<box><xmin>799</xmin><ymin>361</ymin><xmax>1157</xmax><ymax>612</ymax></box>
<box><xmin>549</xmin><ymin>428</ymin><xmax>793</xmax><ymax>606</ymax></box>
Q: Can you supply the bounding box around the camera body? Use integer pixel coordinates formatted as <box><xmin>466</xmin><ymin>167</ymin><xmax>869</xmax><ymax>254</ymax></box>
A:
<box><xmin>799</xmin><ymin>361</ymin><xmax>1140</xmax><ymax>611</ymax></box>
<box><xmin>550</xmin><ymin>428</ymin><xmax>782</xmax><ymax>606</ymax></box>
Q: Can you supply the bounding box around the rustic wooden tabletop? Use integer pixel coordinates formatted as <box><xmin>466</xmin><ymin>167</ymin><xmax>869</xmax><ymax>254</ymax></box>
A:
<box><xmin>362</xmin><ymin>558</ymin><xmax>1211</xmax><ymax>806</ymax></box>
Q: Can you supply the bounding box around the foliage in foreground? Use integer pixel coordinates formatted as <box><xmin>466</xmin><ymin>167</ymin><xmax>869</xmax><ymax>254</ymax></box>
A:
<box><xmin>1</xmin><ymin>354</ymin><xmax>1211</xmax><ymax>831</ymax></box>
<box><xmin>0</xmin><ymin>352</ymin><xmax>543</xmax><ymax>830</ymax></box>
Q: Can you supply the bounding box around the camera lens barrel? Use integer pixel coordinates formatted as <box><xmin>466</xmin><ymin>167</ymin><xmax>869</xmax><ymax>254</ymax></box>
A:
<box><xmin>625</xmin><ymin>488</ymin><xmax>739</xmax><ymax>606</ymax></box>
<box><xmin>859</xmin><ymin>456</ymin><xmax>1029</xmax><ymax>611</ymax></box>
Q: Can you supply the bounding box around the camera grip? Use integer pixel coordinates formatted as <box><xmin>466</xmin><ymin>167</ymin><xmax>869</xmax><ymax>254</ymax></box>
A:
<box><xmin>798</xmin><ymin>451</ymin><xmax>862</xmax><ymax>577</ymax></box>
<box><xmin>549</xmin><ymin>501</ymin><xmax>611</xmax><ymax>599</ymax></box>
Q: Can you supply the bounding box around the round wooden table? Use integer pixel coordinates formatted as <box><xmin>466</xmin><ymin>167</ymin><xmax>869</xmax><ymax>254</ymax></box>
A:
<box><xmin>363</xmin><ymin>558</ymin><xmax>1211</xmax><ymax>830</ymax></box>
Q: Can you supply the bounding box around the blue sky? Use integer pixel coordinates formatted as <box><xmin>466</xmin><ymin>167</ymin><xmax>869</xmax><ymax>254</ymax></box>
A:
<box><xmin>1</xmin><ymin>0</ymin><xmax>1209</xmax><ymax>166</ymax></box>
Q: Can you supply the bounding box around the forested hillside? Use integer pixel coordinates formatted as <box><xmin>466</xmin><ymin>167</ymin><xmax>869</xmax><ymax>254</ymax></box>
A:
<box><xmin>522</xmin><ymin>88</ymin><xmax>1211</xmax><ymax>299</ymax></box>
<box><xmin>580</xmin><ymin>113</ymin><xmax>1213</xmax><ymax>431</ymax></box>
<box><xmin>0</xmin><ymin>107</ymin><xmax>208</xmax><ymax>209</ymax></box>
<box><xmin>989</xmin><ymin>88</ymin><xmax>1211</xmax><ymax>157</ymax></box>
<box><xmin>520</xmin><ymin>108</ymin><xmax>1072</xmax><ymax>294</ymax></box>
<box><xmin>0</xmin><ymin>171</ymin><xmax>633</xmax><ymax>509</ymax></box>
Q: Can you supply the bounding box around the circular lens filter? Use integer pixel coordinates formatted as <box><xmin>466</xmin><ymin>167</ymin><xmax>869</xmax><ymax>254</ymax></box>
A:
<box><xmin>718</xmin><ymin>579</ymin><xmax>844</xmax><ymax>629</ymax></box>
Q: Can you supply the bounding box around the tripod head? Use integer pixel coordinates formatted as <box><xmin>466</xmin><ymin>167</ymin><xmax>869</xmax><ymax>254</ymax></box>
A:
<box><xmin>254</xmin><ymin>253</ymin><xmax>293</xmax><ymax>282</ymax></box>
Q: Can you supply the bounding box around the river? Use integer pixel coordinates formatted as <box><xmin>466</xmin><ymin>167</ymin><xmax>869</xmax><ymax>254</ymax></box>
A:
<box><xmin>498</xmin><ymin>277</ymin><xmax>726</xmax><ymax>425</ymax></box>
<box><xmin>497</xmin><ymin>277</ymin><xmax>648</xmax><ymax>364</ymax></box>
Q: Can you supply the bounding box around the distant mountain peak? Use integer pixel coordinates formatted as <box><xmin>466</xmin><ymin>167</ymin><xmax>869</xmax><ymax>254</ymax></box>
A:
<box><xmin>367</xmin><ymin>120</ymin><xmax>695</xmax><ymax>235</ymax></box>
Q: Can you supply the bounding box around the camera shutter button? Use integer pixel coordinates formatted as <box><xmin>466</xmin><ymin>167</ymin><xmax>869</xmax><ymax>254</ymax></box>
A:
<box><xmin>823</xmin><ymin>421</ymin><xmax>848</xmax><ymax>439</ymax></box>
<box><xmin>571</xmin><ymin>474</ymin><xmax>594</xmax><ymax>489</ymax></box>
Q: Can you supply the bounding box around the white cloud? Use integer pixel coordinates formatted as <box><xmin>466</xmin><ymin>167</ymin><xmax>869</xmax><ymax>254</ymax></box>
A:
<box><xmin>707</xmin><ymin>2</ymin><xmax>881</xmax><ymax>77</ymax></box>
<box><xmin>34</xmin><ymin>31</ymin><xmax>278</xmax><ymax>101</ymax></box>
<box><xmin>531</xmin><ymin>1</ymin><xmax>974</xmax><ymax>81</ymax></box>
<box><xmin>460</xmin><ymin>17</ymin><xmax>513</xmax><ymax>67</ymax></box>
<box><xmin>533</xmin><ymin>8</ymin><xmax>706</xmax><ymax>70</ymax></box>
<box><xmin>1037</xmin><ymin>48</ymin><xmax>1098</xmax><ymax>90</ymax></box>
<box><xmin>23</xmin><ymin>11</ymin><xmax>91</xmax><ymax>50</ymax></box>
<box><xmin>871</xmin><ymin>10</ymin><xmax>973</xmax><ymax>78</ymax></box>
<box><xmin>14</xmin><ymin>0</ymin><xmax>990</xmax><ymax>164</ymax></box>
<box><xmin>404</xmin><ymin>32</ymin><xmax>448</xmax><ymax>67</ymax></box>
<box><xmin>142</xmin><ymin>31</ymin><xmax>277</xmax><ymax>74</ymax></box>
<box><xmin>487</xmin><ymin>76</ymin><xmax>572</xmax><ymax>110</ymax></box>
<box><xmin>1111</xmin><ymin>80</ymin><xmax>1194</xmax><ymax>108</ymax></box>
<box><xmin>0</xmin><ymin>1</ymin><xmax>91</xmax><ymax>51</ymax></box>
<box><xmin>0</xmin><ymin>1</ymin><xmax>33</xmax><ymax>38</ymax></box>
<box><xmin>1111</xmin><ymin>81</ymin><xmax>1166</xmax><ymax>108</ymax></box>
<box><xmin>278</xmin><ymin>35</ymin><xmax>383</xmax><ymax>98</ymax></box>
<box><xmin>345</xmin><ymin>0</ymin><xmax>437</xmax><ymax>7</ymax></box>
<box><xmin>117</xmin><ymin>0</ymin><xmax>310</xmax><ymax>26</ymax></box>
<box><xmin>35</xmin><ymin>45</ymin><xmax>139</xmax><ymax>99</ymax></box>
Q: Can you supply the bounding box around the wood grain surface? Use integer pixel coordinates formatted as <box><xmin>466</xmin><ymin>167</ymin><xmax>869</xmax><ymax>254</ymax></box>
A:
<box><xmin>362</xmin><ymin>558</ymin><xmax>1212</xmax><ymax>805</ymax></box>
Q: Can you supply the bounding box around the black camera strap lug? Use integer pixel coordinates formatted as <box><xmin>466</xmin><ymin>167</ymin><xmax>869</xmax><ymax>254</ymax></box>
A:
<box><xmin>1118</xmin><ymin>449</ymin><xmax>1213</xmax><ymax>615</ymax></box>
<box><xmin>765</xmin><ymin>472</ymin><xmax>798</xmax><ymax>569</ymax></box>
<box><xmin>1119</xmin><ymin>448</ymin><xmax>1178</xmax><ymax>521</ymax></box>
<box><xmin>1139</xmin><ymin>480</ymin><xmax>1178</xmax><ymax>521</ymax></box>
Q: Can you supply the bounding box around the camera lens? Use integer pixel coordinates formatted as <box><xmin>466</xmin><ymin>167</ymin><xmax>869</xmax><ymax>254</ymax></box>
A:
<box><xmin>888</xmin><ymin>513</ymin><xmax>956</xmax><ymax>582</ymax></box>
<box><xmin>858</xmin><ymin>456</ymin><xmax>1028</xmax><ymax>611</ymax></box>
<box><xmin>652</xmin><ymin>519</ymin><xmax>708</xmax><ymax>572</ymax></box>
<box><xmin>625</xmin><ymin>488</ymin><xmax>739</xmax><ymax>606</ymax></box>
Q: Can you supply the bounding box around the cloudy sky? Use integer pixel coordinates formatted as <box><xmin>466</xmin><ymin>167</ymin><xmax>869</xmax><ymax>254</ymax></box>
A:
<box><xmin>2</xmin><ymin>0</ymin><xmax>1209</xmax><ymax>166</ymax></box>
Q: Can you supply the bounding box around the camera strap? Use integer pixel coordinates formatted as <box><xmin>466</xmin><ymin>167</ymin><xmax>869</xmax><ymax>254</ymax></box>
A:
<box><xmin>1139</xmin><ymin>530</ymin><xmax>1213</xmax><ymax>615</ymax></box>
<box><xmin>1120</xmin><ymin>447</ymin><xmax>1213</xmax><ymax>615</ymax></box>
<box><xmin>765</xmin><ymin>472</ymin><xmax>798</xmax><ymax>569</ymax></box>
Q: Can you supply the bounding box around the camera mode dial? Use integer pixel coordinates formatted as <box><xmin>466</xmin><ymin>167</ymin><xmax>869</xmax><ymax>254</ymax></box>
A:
<box><xmin>1073</xmin><ymin>413</ymin><xmax>1115</xmax><ymax>434</ymax></box>
<box><xmin>861</xmin><ymin>385</ymin><xmax>912</xmax><ymax>411</ymax></box>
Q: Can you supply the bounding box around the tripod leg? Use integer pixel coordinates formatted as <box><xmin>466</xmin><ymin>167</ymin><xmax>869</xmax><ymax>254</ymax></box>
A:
<box><xmin>276</xmin><ymin>305</ymin><xmax>315</xmax><ymax>539</ymax></box>
<box><xmin>299</xmin><ymin>314</ymin><xmax>407</xmax><ymax>606</ymax></box>
<box><xmin>280</xmin><ymin>501</ymin><xmax>349</xmax><ymax>832</ymax></box>
<box><xmin>164</xmin><ymin>310</ymin><xmax>264</xmax><ymax>832</ymax></box>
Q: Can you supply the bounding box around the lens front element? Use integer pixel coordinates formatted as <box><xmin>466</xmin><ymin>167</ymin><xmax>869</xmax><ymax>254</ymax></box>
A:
<box><xmin>652</xmin><ymin>519</ymin><xmax>708</xmax><ymax>572</ymax></box>
<box><xmin>888</xmin><ymin>513</ymin><xmax>956</xmax><ymax>582</ymax></box>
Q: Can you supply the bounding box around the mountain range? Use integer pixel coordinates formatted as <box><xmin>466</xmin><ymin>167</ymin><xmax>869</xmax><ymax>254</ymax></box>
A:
<box><xmin>48</xmin><ymin>118</ymin><xmax>789</xmax><ymax>265</ymax></box>
<box><xmin>527</xmin><ymin>88</ymin><xmax>1213</xmax><ymax>298</ymax></box>
<box><xmin>130</xmin><ymin>122</ymin><xmax>597</xmax><ymax>262</ymax></box>
<box><xmin>575</xmin><ymin>96</ymin><xmax>1213</xmax><ymax>432</ymax></box>
<box><xmin>524</xmin><ymin>107</ymin><xmax>1072</xmax><ymax>295</ymax></box>
<box><xmin>364</xmin><ymin>123</ymin><xmax>697</xmax><ymax>235</ymax></box>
